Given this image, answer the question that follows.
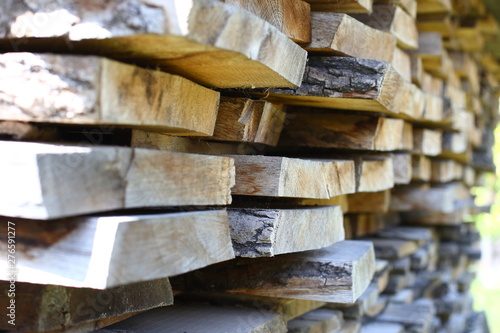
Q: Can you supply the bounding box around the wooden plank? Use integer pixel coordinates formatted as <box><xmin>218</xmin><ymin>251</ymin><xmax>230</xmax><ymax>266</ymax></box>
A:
<box><xmin>430</xmin><ymin>159</ymin><xmax>463</xmax><ymax>182</ymax></box>
<box><xmin>363</xmin><ymin>238</ymin><xmax>419</xmax><ymax>259</ymax></box>
<box><xmin>228</xmin><ymin>206</ymin><xmax>344</xmax><ymax>257</ymax></box>
<box><xmin>0</xmin><ymin>53</ymin><xmax>219</xmax><ymax>136</ymax></box>
<box><xmin>207</xmin><ymin>97</ymin><xmax>285</xmax><ymax>146</ymax></box>
<box><xmin>412</xmin><ymin>154</ymin><xmax>431</xmax><ymax>181</ymax></box>
<box><xmin>357</xmin><ymin>155</ymin><xmax>395</xmax><ymax>192</ymax></box>
<box><xmin>305</xmin><ymin>13</ymin><xmax>396</xmax><ymax>62</ymax></box>
<box><xmin>97</xmin><ymin>303</ymin><xmax>286</xmax><ymax>332</ymax></box>
<box><xmin>393</xmin><ymin>153</ymin><xmax>412</xmax><ymax>184</ymax></box>
<box><xmin>222</xmin><ymin>0</ymin><xmax>312</xmax><ymax>43</ymax></box>
<box><xmin>231</xmin><ymin>155</ymin><xmax>356</xmax><ymax>198</ymax></box>
<box><xmin>410</xmin><ymin>54</ymin><xmax>424</xmax><ymax>86</ymax></box>
<box><xmin>374</xmin><ymin>0</ymin><xmax>417</xmax><ymax>18</ymax></box>
<box><xmin>303</xmin><ymin>0</ymin><xmax>373</xmax><ymax>13</ymax></box>
<box><xmin>417</xmin><ymin>16</ymin><xmax>455</xmax><ymax>38</ymax></box>
<box><xmin>0</xmin><ymin>279</ymin><xmax>172</xmax><ymax>333</ymax></box>
<box><xmin>347</xmin><ymin>191</ymin><xmax>390</xmax><ymax>213</ymax></box>
<box><xmin>279</xmin><ymin>112</ymin><xmax>407</xmax><ymax>151</ymax></box>
<box><xmin>352</xmin><ymin>5</ymin><xmax>418</xmax><ymax>49</ymax></box>
<box><xmin>412</xmin><ymin>128</ymin><xmax>442</xmax><ymax>156</ymax></box>
<box><xmin>0</xmin><ymin>0</ymin><xmax>307</xmax><ymax>88</ymax></box>
<box><xmin>339</xmin><ymin>320</ymin><xmax>362</xmax><ymax>333</ymax></box>
<box><xmin>377</xmin><ymin>227</ymin><xmax>434</xmax><ymax>245</ymax></box>
<box><xmin>287</xmin><ymin>308</ymin><xmax>344</xmax><ymax>332</ymax></box>
<box><xmin>326</xmin><ymin>283</ymin><xmax>380</xmax><ymax>319</ymax></box>
<box><xmin>268</xmin><ymin>57</ymin><xmax>404</xmax><ymax>116</ymax></box>
<box><xmin>392</xmin><ymin>47</ymin><xmax>412</xmax><ymax>82</ymax></box>
<box><xmin>0</xmin><ymin>211</ymin><xmax>235</xmax><ymax>289</ymax></box>
<box><xmin>171</xmin><ymin>240</ymin><xmax>376</xmax><ymax>303</ymax></box>
<box><xmin>176</xmin><ymin>293</ymin><xmax>326</xmax><ymax>321</ymax></box>
<box><xmin>0</xmin><ymin>141</ymin><xmax>234</xmax><ymax>219</ymax></box>
<box><xmin>376</xmin><ymin>299</ymin><xmax>435</xmax><ymax>333</ymax></box>
<box><xmin>417</xmin><ymin>0</ymin><xmax>452</xmax><ymax>17</ymax></box>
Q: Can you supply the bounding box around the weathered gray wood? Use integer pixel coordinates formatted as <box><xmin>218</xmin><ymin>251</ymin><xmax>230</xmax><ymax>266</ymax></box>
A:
<box><xmin>171</xmin><ymin>241</ymin><xmax>376</xmax><ymax>303</ymax></box>
<box><xmin>287</xmin><ymin>308</ymin><xmax>344</xmax><ymax>333</ymax></box>
<box><xmin>231</xmin><ymin>155</ymin><xmax>356</xmax><ymax>199</ymax></box>
<box><xmin>0</xmin><ymin>279</ymin><xmax>172</xmax><ymax>333</ymax></box>
<box><xmin>363</xmin><ymin>238</ymin><xmax>419</xmax><ymax>259</ymax></box>
<box><xmin>0</xmin><ymin>211</ymin><xmax>235</xmax><ymax>289</ymax></box>
<box><xmin>279</xmin><ymin>112</ymin><xmax>406</xmax><ymax>151</ymax></box>
<box><xmin>361</xmin><ymin>322</ymin><xmax>404</xmax><ymax>333</ymax></box>
<box><xmin>229</xmin><ymin>206</ymin><xmax>344</xmax><ymax>257</ymax></box>
<box><xmin>0</xmin><ymin>0</ymin><xmax>307</xmax><ymax>88</ymax></box>
<box><xmin>393</xmin><ymin>153</ymin><xmax>412</xmax><ymax>184</ymax></box>
<box><xmin>377</xmin><ymin>227</ymin><xmax>434</xmax><ymax>245</ymax></box>
<box><xmin>0</xmin><ymin>53</ymin><xmax>220</xmax><ymax>136</ymax></box>
<box><xmin>0</xmin><ymin>141</ymin><xmax>235</xmax><ymax>219</ymax></box>
<box><xmin>376</xmin><ymin>299</ymin><xmax>436</xmax><ymax>333</ymax></box>
<box><xmin>326</xmin><ymin>283</ymin><xmax>379</xmax><ymax>319</ymax></box>
<box><xmin>267</xmin><ymin>57</ymin><xmax>404</xmax><ymax>116</ymax></box>
<box><xmin>97</xmin><ymin>303</ymin><xmax>286</xmax><ymax>333</ymax></box>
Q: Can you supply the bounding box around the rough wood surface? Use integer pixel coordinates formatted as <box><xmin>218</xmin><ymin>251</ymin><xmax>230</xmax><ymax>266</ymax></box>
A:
<box><xmin>430</xmin><ymin>159</ymin><xmax>463</xmax><ymax>182</ymax></box>
<box><xmin>231</xmin><ymin>155</ymin><xmax>356</xmax><ymax>198</ymax></box>
<box><xmin>411</xmin><ymin>155</ymin><xmax>431</xmax><ymax>181</ymax></box>
<box><xmin>0</xmin><ymin>0</ymin><xmax>307</xmax><ymax>88</ymax></box>
<box><xmin>97</xmin><ymin>303</ymin><xmax>286</xmax><ymax>333</ymax></box>
<box><xmin>171</xmin><ymin>240</ymin><xmax>376</xmax><ymax>303</ymax></box>
<box><xmin>269</xmin><ymin>57</ymin><xmax>404</xmax><ymax>116</ymax></box>
<box><xmin>393</xmin><ymin>153</ymin><xmax>412</xmax><ymax>184</ymax></box>
<box><xmin>306</xmin><ymin>13</ymin><xmax>396</xmax><ymax>62</ymax></box>
<box><xmin>352</xmin><ymin>5</ymin><xmax>418</xmax><ymax>49</ymax></box>
<box><xmin>363</xmin><ymin>238</ymin><xmax>419</xmax><ymax>259</ymax></box>
<box><xmin>375</xmin><ymin>0</ymin><xmax>417</xmax><ymax>17</ymax></box>
<box><xmin>208</xmin><ymin>97</ymin><xmax>286</xmax><ymax>146</ymax></box>
<box><xmin>376</xmin><ymin>299</ymin><xmax>435</xmax><ymax>333</ymax></box>
<box><xmin>0</xmin><ymin>141</ymin><xmax>235</xmax><ymax>219</ymax></box>
<box><xmin>0</xmin><ymin>211</ymin><xmax>235</xmax><ymax>289</ymax></box>
<box><xmin>0</xmin><ymin>279</ymin><xmax>172</xmax><ymax>333</ymax></box>
<box><xmin>0</xmin><ymin>53</ymin><xmax>220</xmax><ymax>136</ymax></box>
<box><xmin>326</xmin><ymin>283</ymin><xmax>379</xmax><ymax>319</ymax></box>
<box><xmin>304</xmin><ymin>0</ymin><xmax>373</xmax><ymax>13</ymax></box>
<box><xmin>392</xmin><ymin>47</ymin><xmax>412</xmax><ymax>82</ymax></box>
<box><xmin>228</xmin><ymin>206</ymin><xmax>344</xmax><ymax>257</ymax></box>
<box><xmin>287</xmin><ymin>308</ymin><xmax>344</xmax><ymax>333</ymax></box>
<box><xmin>347</xmin><ymin>191</ymin><xmax>390</xmax><ymax>213</ymax></box>
<box><xmin>279</xmin><ymin>112</ymin><xmax>406</xmax><ymax>151</ymax></box>
<box><xmin>357</xmin><ymin>155</ymin><xmax>395</xmax><ymax>192</ymax></box>
<box><xmin>222</xmin><ymin>0</ymin><xmax>312</xmax><ymax>43</ymax></box>
<box><xmin>413</xmin><ymin>128</ymin><xmax>442</xmax><ymax>156</ymax></box>
<box><xmin>417</xmin><ymin>0</ymin><xmax>452</xmax><ymax>17</ymax></box>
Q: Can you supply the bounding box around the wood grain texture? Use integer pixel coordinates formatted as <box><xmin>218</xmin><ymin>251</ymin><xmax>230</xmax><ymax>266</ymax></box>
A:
<box><xmin>0</xmin><ymin>53</ymin><xmax>219</xmax><ymax>136</ymax></box>
<box><xmin>306</xmin><ymin>13</ymin><xmax>396</xmax><ymax>62</ymax></box>
<box><xmin>412</xmin><ymin>128</ymin><xmax>442</xmax><ymax>156</ymax></box>
<box><xmin>269</xmin><ymin>57</ymin><xmax>404</xmax><ymax>116</ymax></box>
<box><xmin>0</xmin><ymin>0</ymin><xmax>307</xmax><ymax>88</ymax></box>
<box><xmin>0</xmin><ymin>279</ymin><xmax>172</xmax><ymax>333</ymax></box>
<box><xmin>347</xmin><ymin>191</ymin><xmax>390</xmax><ymax>213</ymax></box>
<box><xmin>222</xmin><ymin>0</ymin><xmax>312</xmax><ymax>43</ymax></box>
<box><xmin>352</xmin><ymin>5</ymin><xmax>418</xmax><ymax>49</ymax></box>
<box><xmin>171</xmin><ymin>240</ymin><xmax>376</xmax><ymax>303</ymax></box>
<box><xmin>231</xmin><ymin>155</ymin><xmax>356</xmax><ymax>198</ymax></box>
<box><xmin>0</xmin><ymin>211</ymin><xmax>235</xmax><ymax>288</ymax></box>
<box><xmin>393</xmin><ymin>153</ymin><xmax>412</xmax><ymax>184</ymax></box>
<box><xmin>392</xmin><ymin>47</ymin><xmax>411</xmax><ymax>82</ymax></box>
<box><xmin>303</xmin><ymin>0</ymin><xmax>373</xmax><ymax>13</ymax></box>
<box><xmin>97</xmin><ymin>303</ymin><xmax>286</xmax><ymax>333</ymax></box>
<box><xmin>208</xmin><ymin>97</ymin><xmax>286</xmax><ymax>146</ymax></box>
<box><xmin>279</xmin><ymin>112</ymin><xmax>406</xmax><ymax>151</ymax></box>
<box><xmin>229</xmin><ymin>206</ymin><xmax>344</xmax><ymax>257</ymax></box>
<box><xmin>0</xmin><ymin>141</ymin><xmax>235</xmax><ymax>219</ymax></box>
<box><xmin>357</xmin><ymin>155</ymin><xmax>395</xmax><ymax>192</ymax></box>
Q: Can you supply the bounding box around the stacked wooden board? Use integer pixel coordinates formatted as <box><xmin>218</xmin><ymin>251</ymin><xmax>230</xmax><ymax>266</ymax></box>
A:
<box><xmin>0</xmin><ymin>0</ymin><xmax>497</xmax><ymax>332</ymax></box>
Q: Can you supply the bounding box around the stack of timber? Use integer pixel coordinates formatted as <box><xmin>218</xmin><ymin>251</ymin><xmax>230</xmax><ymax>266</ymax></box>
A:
<box><xmin>0</xmin><ymin>0</ymin><xmax>497</xmax><ymax>332</ymax></box>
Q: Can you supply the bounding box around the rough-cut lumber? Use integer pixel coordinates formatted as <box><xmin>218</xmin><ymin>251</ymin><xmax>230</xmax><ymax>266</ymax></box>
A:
<box><xmin>306</xmin><ymin>13</ymin><xmax>396</xmax><ymax>62</ymax></box>
<box><xmin>347</xmin><ymin>191</ymin><xmax>390</xmax><ymax>213</ymax></box>
<box><xmin>0</xmin><ymin>141</ymin><xmax>234</xmax><ymax>219</ymax></box>
<box><xmin>410</xmin><ymin>55</ymin><xmax>424</xmax><ymax>86</ymax></box>
<box><xmin>171</xmin><ymin>240</ymin><xmax>376</xmax><ymax>303</ymax></box>
<box><xmin>228</xmin><ymin>206</ymin><xmax>344</xmax><ymax>257</ymax></box>
<box><xmin>393</xmin><ymin>153</ymin><xmax>412</xmax><ymax>184</ymax></box>
<box><xmin>376</xmin><ymin>299</ymin><xmax>435</xmax><ymax>333</ymax></box>
<box><xmin>177</xmin><ymin>293</ymin><xmax>325</xmax><ymax>321</ymax></box>
<box><xmin>221</xmin><ymin>0</ymin><xmax>311</xmax><ymax>43</ymax></box>
<box><xmin>361</xmin><ymin>322</ymin><xmax>404</xmax><ymax>333</ymax></box>
<box><xmin>0</xmin><ymin>211</ymin><xmax>235</xmax><ymax>289</ymax></box>
<box><xmin>417</xmin><ymin>0</ymin><xmax>452</xmax><ymax>17</ymax></box>
<box><xmin>430</xmin><ymin>159</ymin><xmax>463</xmax><ymax>182</ymax></box>
<box><xmin>0</xmin><ymin>53</ymin><xmax>219</xmax><ymax>136</ymax></box>
<box><xmin>208</xmin><ymin>97</ymin><xmax>285</xmax><ymax>146</ymax></box>
<box><xmin>304</xmin><ymin>0</ymin><xmax>373</xmax><ymax>13</ymax></box>
<box><xmin>413</xmin><ymin>128</ymin><xmax>442</xmax><ymax>156</ymax></box>
<box><xmin>297</xmin><ymin>195</ymin><xmax>350</xmax><ymax>212</ymax></box>
<box><xmin>377</xmin><ymin>227</ymin><xmax>434</xmax><ymax>245</ymax></box>
<box><xmin>392</xmin><ymin>47</ymin><xmax>412</xmax><ymax>82</ymax></box>
<box><xmin>279</xmin><ymin>112</ymin><xmax>406</xmax><ymax>151</ymax></box>
<box><xmin>269</xmin><ymin>57</ymin><xmax>404</xmax><ymax>116</ymax></box>
<box><xmin>363</xmin><ymin>238</ymin><xmax>419</xmax><ymax>259</ymax></box>
<box><xmin>287</xmin><ymin>309</ymin><xmax>344</xmax><ymax>332</ymax></box>
<box><xmin>416</xmin><ymin>16</ymin><xmax>455</xmax><ymax>37</ymax></box>
<box><xmin>422</xmin><ymin>94</ymin><xmax>444</xmax><ymax>121</ymax></box>
<box><xmin>0</xmin><ymin>0</ymin><xmax>307</xmax><ymax>88</ymax></box>
<box><xmin>412</xmin><ymin>155</ymin><xmax>431</xmax><ymax>181</ymax></box>
<box><xmin>231</xmin><ymin>155</ymin><xmax>356</xmax><ymax>198</ymax></box>
<box><xmin>375</xmin><ymin>0</ymin><xmax>417</xmax><ymax>17</ymax></box>
<box><xmin>97</xmin><ymin>303</ymin><xmax>286</xmax><ymax>332</ymax></box>
<box><xmin>0</xmin><ymin>279</ymin><xmax>172</xmax><ymax>333</ymax></box>
<box><xmin>357</xmin><ymin>155</ymin><xmax>395</xmax><ymax>192</ymax></box>
<box><xmin>326</xmin><ymin>283</ymin><xmax>379</xmax><ymax>319</ymax></box>
<box><xmin>352</xmin><ymin>5</ymin><xmax>418</xmax><ymax>49</ymax></box>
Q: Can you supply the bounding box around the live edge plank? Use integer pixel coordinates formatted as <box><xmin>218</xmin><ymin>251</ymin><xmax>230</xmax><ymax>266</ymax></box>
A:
<box><xmin>0</xmin><ymin>0</ymin><xmax>307</xmax><ymax>88</ymax></box>
<box><xmin>229</xmin><ymin>206</ymin><xmax>344</xmax><ymax>257</ymax></box>
<box><xmin>231</xmin><ymin>155</ymin><xmax>356</xmax><ymax>199</ymax></box>
<box><xmin>0</xmin><ymin>279</ymin><xmax>172</xmax><ymax>333</ymax></box>
<box><xmin>0</xmin><ymin>211</ymin><xmax>235</xmax><ymax>289</ymax></box>
<box><xmin>0</xmin><ymin>141</ymin><xmax>234</xmax><ymax>219</ymax></box>
<box><xmin>0</xmin><ymin>53</ymin><xmax>219</xmax><ymax>136</ymax></box>
<box><xmin>171</xmin><ymin>240</ymin><xmax>376</xmax><ymax>303</ymax></box>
